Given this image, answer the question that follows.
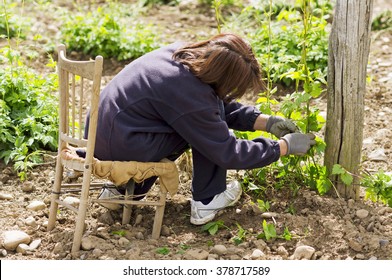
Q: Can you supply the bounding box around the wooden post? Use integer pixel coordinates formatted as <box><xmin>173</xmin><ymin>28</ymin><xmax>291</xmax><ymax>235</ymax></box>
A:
<box><xmin>324</xmin><ymin>0</ymin><xmax>373</xmax><ymax>199</ymax></box>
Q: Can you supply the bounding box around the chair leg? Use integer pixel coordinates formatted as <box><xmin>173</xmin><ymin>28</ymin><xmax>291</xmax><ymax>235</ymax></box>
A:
<box><xmin>151</xmin><ymin>190</ymin><xmax>167</xmax><ymax>239</ymax></box>
<box><xmin>71</xmin><ymin>173</ymin><xmax>91</xmax><ymax>255</ymax></box>
<box><xmin>47</xmin><ymin>156</ymin><xmax>63</xmax><ymax>231</ymax></box>
<box><xmin>122</xmin><ymin>180</ymin><xmax>135</xmax><ymax>225</ymax></box>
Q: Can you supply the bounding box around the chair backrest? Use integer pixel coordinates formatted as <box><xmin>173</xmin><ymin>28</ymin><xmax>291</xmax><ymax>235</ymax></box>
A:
<box><xmin>57</xmin><ymin>44</ymin><xmax>103</xmax><ymax>170</ymax></box>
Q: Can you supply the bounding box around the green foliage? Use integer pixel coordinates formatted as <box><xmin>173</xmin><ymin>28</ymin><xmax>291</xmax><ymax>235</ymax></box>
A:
<box><xmin>111</xmin><ymin>230</ymin><xmax>126</xmax><ymax>237</ymax></box>
<box><xmin>201</xmin><ymin>220</ymin><xmax>226</xmax><ymax>235</ymax></box>
<box><xmin>257</xmin><ymin>199</ymin><xmax>270</xmax><ymax>212</ymax></box>
<box><xmin>372</xmin><ymin>11</ymin><xmax>392</xmax><ymax>31</ymax></box>
<box><xmin>331</xmin><ymin>164</ymin><xmax>353</xmax><ymax>186</ymax></box>
<box><xmin>0</xmin><ymin>47</ymin><xmax>58</xmax><ymax>179</ymax></box>
<box><xmin>232</xmin><ymin>223</ymin><xmax>247</xmax><ymax>245</ymax></box>
<box><xmin>60</xmin><ymin>5</ymin><xmax>160</xmax><ymax>60</ymax></box>
<box><xmin>0</xmin><ymin>2</ymin><xmax>27</xmax><ymax>39</ymax></box>
<box><xmin>259</xmin><ymin>219</ymin><xmax>277</xmax><ymax>240</ymax></box>
<box><xmin>156</xmin><ymin>247</ymin><xmax>170</xmax><ymax>255</ymax></box>
<box><xmin>224</xmin><ymin>0</ymin><xmax>331</xmax><ymax>87</ymax></box>
<box><xmin>362</xmin><ymin>171</ymin><xmax>392</xmax><ymax>207</ymax></box>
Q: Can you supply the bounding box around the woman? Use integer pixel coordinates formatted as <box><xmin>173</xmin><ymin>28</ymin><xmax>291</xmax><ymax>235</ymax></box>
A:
<box><xmin>87</xmin><ymin>33</ymin><xmax>316</xmax><ymax>225</ymax></box>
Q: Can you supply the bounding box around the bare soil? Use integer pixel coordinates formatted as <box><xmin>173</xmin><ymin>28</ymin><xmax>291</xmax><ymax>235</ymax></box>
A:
<box><xmin>0</xmin><ymin>0</ymin><xmax>391</xmax><ymax>260</ymax></box>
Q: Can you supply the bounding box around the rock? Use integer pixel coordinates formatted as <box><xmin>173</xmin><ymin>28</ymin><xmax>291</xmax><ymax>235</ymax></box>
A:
<box><xmin>260</xmin><ymin>212</ymin><xmax>278</xmax><ymax>219</ymax></box>
<box><xmin>348</xmin><ymin>240</ymin><xmax>363</xmax><ymax>252</ymax></box>
<box><xmin>53</xmin><ymin>243</ymin><xmax>64</xmax><ymax>254</ymax></box>
<box><xmin>134</xmin><ymin>214</ymin><xmax>143</xmax><ymax>226</ymax></box>
<box><xmin>368</xmin><ymin>148</ymin><xmax>388</xmax><ymax>161</ymax></box>
<box><xmin>183</xmin><ymin>249</ymin><xmax>209</xmax><ymax>260</ymax></box>
<box><xmin>0</xmin><ymin>193</ymin><xmax>13</xmax><ymax>200</ymax></box>
<box><xmin>97</xmin><ymin>212</ymin><xmax>115</xmax><ymax>225</ymax></box>
<box><xmin>211</xmin><ymin>244</ymin><xmax>227</xmax><ymax>256</ymax></box>
<box><xmin>81</xmin><ymin>237</ymin><xmax>95</xmax><ymax>251</ymax></box>
<box><xmin>291</xmin><ymin>245</ymin><xmax>315</xmax><ymax>260</ymax></box>
<box><xmin>29</xmin><ymin>239</ymin><xmax>42</xmax><ymax>250</ymax></box>
<box><xmin>25</xmin><ymin>216</ymin><xmax>37</xmax><ymax>227</ymax></box>
<box><xmin>251</xmin><ymin>249</ymin><xmax>265</xmax><ymax>259</ymax></box>
<box><xmin>2</xmin><ymin>230</ymin><xmax>31</xmax><ymax>251</ymax></box>
<box><xmin>16</xmin><ymin>244</ymin><xmax>31</xmax><ymax>255</ymax></box>
<box><xmin>21</xmin><ymin>181</ymin><xmax>34</xmax><ymax>192</ymax></box>
<box><xmin>118</xmin><ymin>237</ymin><xmax>130</xmax><ymax>247</ymax></box>
<box><xmin>126</xmin><ymin>247</ymin><xmax>141</xmax><ymax>259</ymax></box>
<box><xmin>379</xmin><ymin>240</ymin><xmax>389</xmax><ymax>247</ymax></box>
<box><xmin>276</xmin><ymin>245</ymin><xmax>289</xmax><ymax>256</ymax></box>
<box><xmin>0</xmin><ymin>249</ymin><xmax>7</xmax><ymax>257</ymax></box>
<box><xmin>356</xmin><ymin>209</ymin><xmax>369</xmax><ymax>219</ymax></box>
<box><xmin>27</xmin><ymin>201</ymin><xmax>46</xmax><ymax>211</ymax></box>
<box><xmin>160</xmin><ymin>225</ymin><xmax>171</xmax><ymax>236</ymax></box>
<box><xmin>135</xmin><ymin>232</ymin><xmax>144</xmax><ymax>240</ymax></box>
<box><xmin>63</xmin><ymin>197</ymin><xmax>80</xmax><ymax>208</ymax></box>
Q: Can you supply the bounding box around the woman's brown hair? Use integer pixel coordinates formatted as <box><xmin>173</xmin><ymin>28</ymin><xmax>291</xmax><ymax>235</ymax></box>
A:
<box><xmin>173</xmin><ymin>33</ymin><xmax>264</xmax><ymax>102</ymax></box>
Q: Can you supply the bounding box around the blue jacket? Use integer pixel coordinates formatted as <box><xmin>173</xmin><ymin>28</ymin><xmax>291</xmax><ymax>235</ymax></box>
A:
<box><xmin>91</xmin><ymin>43</ymin><xmax>280</xmax><ymax>169</ymax></box>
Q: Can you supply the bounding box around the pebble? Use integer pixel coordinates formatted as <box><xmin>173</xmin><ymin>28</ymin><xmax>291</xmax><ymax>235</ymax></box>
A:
<box><xmin>211</xmin><ymin>244</ymin><xmax>227</xmax><ymax>256</ymax></box>
<box><xmin>348</xmin><ymin>240</ymin><xmax>363</xmax><ymax>252</ymax></box>
<box><xmin>183</xmin><ymin>249</ymin><xmax>209</xmax><ymax>260</ymax></box>
<box><xmin>356</xmin><ymin>209</ymin><xmax>369</xmax><ymax>219</ymax></box>
<box><xmin>0</xmin><ymin>249</ymin><xmax>7</xmax><ymax>257</ymax></box>
<box><xmin>134</xmin><ymin>214</ymin><xmax>143</xmax><ymax>226</ymax></box>
<box><xmin>16</xmin><ymin>244</ymin><xmax>31</xmax><ymax>255</ymax></box>
<box><xmin>0</xmin><ymin>193</ymin><xmax>13</xmax><ymax>200</ymax></box>
<box><xmin>118</xmin><ymin>237</ymin><xmax>130</xmax><ymax>247</ymax></box>
<box><xmin>251</xmin><ymin>249</ymin><xmax>265</xmax><ymax>259</ymax></box>
<box><xmin>29</xmin><ymin>239</ymin><xmax>42</xmax><ymax>250</ymax></box>
<box><xmin>27</xmin><ymin>201</ymin><xmax>46</xmax><ymax>211</ymax></box>
<box><xmin>290</xmin><ymin>245</ymin><xmax>315</xmax><ymax>260</ymax></box>
<box><xmin>2</xmin><ymin>230</ymin><xmax>31</xmax><ymax>251</ymax></box>
<box><xmin>63</xmin><ymin>197</ymin><xmax>80</xmax><ymax>208</ymax></box>
<box><xmin>276</xmin><ymin>245</ymin><xmax>289</xmax><ymax>256</ymax></box>
<box><xmin>260</xmin><ymin>212</ymin><xmax>278</xmax><ymax>219</ymax></box>
<box><xmin>25</xmin><ymin>216</ymin><xmax>37</xmax><ymax>227</ymax></box>
<box><xmin>160</xmin><ymin>225</ymin><xmax>171</xmax><ymax>236</ymax></box>
<box><xmin>21</xmin><ymin>181</ymin><xmax>34</xmax><ymax>192</ymax></box>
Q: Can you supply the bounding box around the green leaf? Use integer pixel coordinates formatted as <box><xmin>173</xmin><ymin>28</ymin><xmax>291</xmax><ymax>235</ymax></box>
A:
<box><xmin>262</xmin><ymin>220</ymin><xmax>277</xmax><ymax>241</ymax></box>
<box><xmin>332</xmin><ymin>164</ymin><xmax>345</xmax><ymax>175</ymax></box>
<box><xmin>340</xmin><ymin>172</ymin><xmax>353</xmax><ymax>186</ymax></box>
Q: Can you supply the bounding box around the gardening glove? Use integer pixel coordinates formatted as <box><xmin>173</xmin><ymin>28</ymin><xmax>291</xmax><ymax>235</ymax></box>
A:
<box><xmin>281</xmin><ymin>133</ymin><xmax>316</xmax><ymax>156</ymax></box>
<box><xmin>266</xmin><ymin>116</ymin><xmax>299</xmax><ymax>138</ymax></box>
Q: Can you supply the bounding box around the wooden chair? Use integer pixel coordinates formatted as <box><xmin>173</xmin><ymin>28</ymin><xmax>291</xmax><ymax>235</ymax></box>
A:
<box><xmin>47</xmin><ymin>45</ymin><xmax>177</xmax><ymax>256</ymax></box>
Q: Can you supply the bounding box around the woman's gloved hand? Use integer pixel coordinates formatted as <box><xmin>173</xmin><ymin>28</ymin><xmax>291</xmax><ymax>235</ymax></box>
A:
<box><xmin>281</xmin><ymin>133</ymin><xmax>316</xmax><ymax>156</ymax></box>
<box><xmin>266</xmin><ymin>116</ymin><xmax>299</xmax><ymax>138</ymax></box>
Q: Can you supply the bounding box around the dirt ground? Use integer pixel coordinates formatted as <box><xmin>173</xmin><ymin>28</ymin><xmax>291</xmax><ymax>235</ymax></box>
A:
<box><xmin>0</xmin><ymin>0</ymin><xmax>391</xmax><ymax>261</ymax></box>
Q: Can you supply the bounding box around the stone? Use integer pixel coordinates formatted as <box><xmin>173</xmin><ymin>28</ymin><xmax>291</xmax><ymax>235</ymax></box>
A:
<box><xmin>291</xmin><ymin>245</ymin><xmax>315</xmax><ymax>260</ymax></box>
<box><xmin>27</xmin><ymin>201</ymin><xmax>46</xmax><ymax>211</ymax></box>
<box><xmin>16</xmin><ymin>244</ymin><xmax>31</xmax><ymax>255</ymax></box>
<box><xmin>211</xmin><ymin>244</ymin><xmax>227</xmax><ymax>255</ymax></box>
<box><xmin>356</xmin><ymin>209</ymin><xmax>369</xmax><ymax>219</ymax></box>
<box><xmin>118</xmin><ymin>237</ymin><xmax>130</xmax><ymax>247</ymax></box>
<box><xmin>276</xmin><ymin>245</ymin><xmax>289</xmax><ymax>256</ymax></box>
<box><xmin>29</xmin><ymin>239</ymin><xmax>42</xmax><ymax>250</ymax></box>
<box><xmin>24</xmin><ymin>216</ymin><xmax>37</xmax><ymax>227</ymax></box>
<box><xmin>0</xmin><ymin>193</ymin><xmax>13</xmax><ymax>200</ymax></box>
<box><xmin>183</xmin><ymin>249</ymin><xmax>209</xmax><ymax>260</ymax></box>
<box><xmin>348</xmin><ymin>240</ymin><xmax>363</xmax><ymax>252</ymax></box>
<box><xmin>134</xmin><ymin>214</ymin><xmax>143</xmax><ymax>226</ymax></box>
<box><xmin>2</xmin><ymin>230</ymin><xmax>31</xmax><ymax>251</ymax></box>
<box><xmin>63</xmin><ymin>197</ymin><xmax>80</xmax><ymax>208</ymax></box>
<box><xmin>21</xmin><ymin>181</ymin><xmax>34</xmax><ymax>192</ymax></box>
<box><xmin>251</xmin><ymin>249</ymin><xmax>265</xmax><ymax>259</ymax></box>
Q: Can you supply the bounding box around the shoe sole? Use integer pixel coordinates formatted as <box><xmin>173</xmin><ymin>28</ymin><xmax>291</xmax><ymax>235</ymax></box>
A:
<box><xmin>190</xmin><ymin>187</ymin><xmax>242</xmax><ymax>225</ymax></box>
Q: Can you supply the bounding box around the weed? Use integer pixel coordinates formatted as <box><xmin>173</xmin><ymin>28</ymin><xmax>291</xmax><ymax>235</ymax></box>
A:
<box><xmin>156</xmin><ymin>247</ymin><xmax>170</xmax><ymax>255</ymax></box>
<box><xmin>0</xmin><ymin>47</ymin><xmax>58</xmax><ymax>179</ymax></box>
<box><xmin>201</xmin><ymin>220</ymin><xmax>227</xmax><ymax>235</ymax></box>
<box><xmin>361</xmin><ymin>170</ymin><xmax>392</xmax><ymax>207</ymax></box>
<box><xmin>232</xmin><ymin>223</ymin><xmax>247</xmax><ymax>245</ymax></box>
<box><xmin>60</xmin><ymin>4</ymin><xmax>160</xmax><ymax>60</ymax></box>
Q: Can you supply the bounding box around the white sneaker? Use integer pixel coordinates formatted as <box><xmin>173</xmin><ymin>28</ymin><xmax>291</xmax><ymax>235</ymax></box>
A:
<box><xmin>190</xmin><ymin>181</ymin><xmax>242</xmax><ymax>225</ymax></box>
<box><xmin>97</xmin><ymin>185</ymin><xmax>123</xmax><ymax>210</ymax></box>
